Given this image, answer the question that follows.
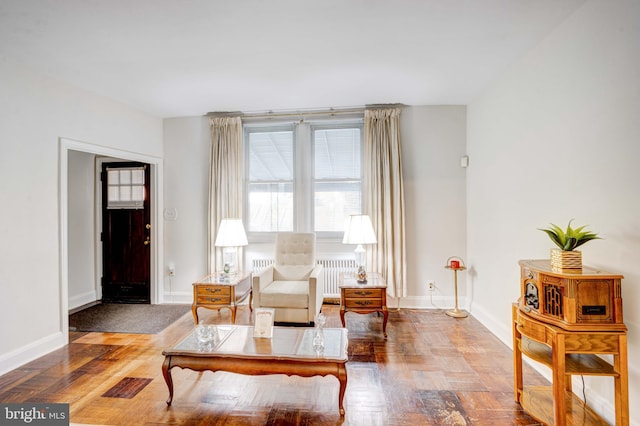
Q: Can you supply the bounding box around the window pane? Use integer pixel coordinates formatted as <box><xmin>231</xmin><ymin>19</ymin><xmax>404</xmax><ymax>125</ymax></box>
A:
<box><xmin>249</xmin><ymin>131</ymin><xmax>293</xmax><ymax>181</ymax></box>
<box><xmin>107</xmin><ymin>170</ymin><xmax>119</xmax><ymax>185</ymax></box>
<box><xmin>248</xmin><ymin>183</ymin><xmax>293</xmax><ymax>232</ymax></box>
<box><xmin>119</xmin><ymin>186</ymin><xmax>131</xmax><ymax>201</ymax></box>
<box><xmin>131</xmin><ymin>169</ymin><xmax>144</xmax><ymax>184</ymax></box>
<box><xmin>314</xmin><ymin>181</ymin><xmax>361</xmax><ymax>232</ymax></box>
<box><xmin>314</xmin><ymin>128</ymin><xmax>361</xmax><ymax>179</ymax></box>
<box><xmin>131</xmin><ymin>185</ymin><xmax>144</xmax><ymax>201</ymax></box>
<box><xmin>119</xmin><ymin>170</ymin><xmax>131</xmax><ymax>184</ymax></box>
<box><xmin>108</xmin><ymin>186</ymin><xmax>120</xmax><ymax>202</ymax></box>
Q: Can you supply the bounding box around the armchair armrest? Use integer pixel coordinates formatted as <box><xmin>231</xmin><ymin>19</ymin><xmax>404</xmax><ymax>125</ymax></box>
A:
<box><xmin>308</xmin><ymin>264</ymin><xmax>324</xmax><ymax>321</ymax></box>
<box><xmin>252</xmin><ymin>266</ymin><xmax>274</xmax><ymax>309</ymax></box>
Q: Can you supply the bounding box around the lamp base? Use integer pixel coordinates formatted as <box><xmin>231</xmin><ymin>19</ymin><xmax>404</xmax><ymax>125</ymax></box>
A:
<box><xmin>446</xmin><ymin>308</ymin><xmax>468</xmax><ymax>318</ymax></box>
<box><xmin>356</xmin><ymin>266</ymin><xmax>368</xmax><ymax>283</ymax></box>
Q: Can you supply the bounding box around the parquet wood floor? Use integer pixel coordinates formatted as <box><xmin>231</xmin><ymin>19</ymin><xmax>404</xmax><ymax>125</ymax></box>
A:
<box><xmin>0</xmin><ymin>305</ymin><xmax>548</xmax><ymax>425</ymax></box>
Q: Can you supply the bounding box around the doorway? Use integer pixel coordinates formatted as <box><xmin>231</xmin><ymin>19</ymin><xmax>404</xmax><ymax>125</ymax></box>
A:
<box><xmin>60</xmin><ymin>138</ymin><xmax>163</xmax><ymax>342</ymax></box>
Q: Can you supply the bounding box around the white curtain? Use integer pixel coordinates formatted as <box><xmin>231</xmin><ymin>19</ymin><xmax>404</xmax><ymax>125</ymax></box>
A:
<box><xmin>208</xmin><ymin>116</ymin><xmax>243</xmax><ymax>274</ymax></box>
<box><xmin>364</xmin><ymin>108</ymin><xmax>407</xmax><ymax>298</ymax></box>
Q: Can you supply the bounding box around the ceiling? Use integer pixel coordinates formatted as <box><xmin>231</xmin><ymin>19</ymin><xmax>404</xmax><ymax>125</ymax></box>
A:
<box><xmin>0</xmin><ymin>0</ymin><xmax>585</xmax><ymax>118</ymax></box>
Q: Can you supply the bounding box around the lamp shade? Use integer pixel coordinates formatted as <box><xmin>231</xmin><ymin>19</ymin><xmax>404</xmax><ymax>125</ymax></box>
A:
<box><xmin>214</xmin><ymin>219</ymin><xmax>248</xmax><ymax>247</ymax></box>
<box><xmin>342</xmin><ymin>214</ymin><xmax>377</xmax><ymax>245</ymax></box>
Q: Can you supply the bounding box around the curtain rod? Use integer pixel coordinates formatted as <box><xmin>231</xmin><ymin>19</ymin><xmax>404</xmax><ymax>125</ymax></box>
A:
<box><xmin>205</xmin><ymin>104</ymin><xmax>405</xmax><ymax>120</ymax></box>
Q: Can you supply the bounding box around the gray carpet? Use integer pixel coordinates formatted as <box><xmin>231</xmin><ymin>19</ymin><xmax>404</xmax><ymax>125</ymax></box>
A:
<box><xmin>69</xmin><ymin>303</ymin><xmax>191</xmax><ymax>334</ymax></box>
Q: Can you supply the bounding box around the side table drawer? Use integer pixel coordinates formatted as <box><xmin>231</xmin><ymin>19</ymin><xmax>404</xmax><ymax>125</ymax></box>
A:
<box><xmin>196</xmin><ymin>295</ymin><xmax>231</xmax><ymax>305</ymax></box>
<box><xmin>344</xmin><ymin>288</ymin><xmax>382</xmax><ymax>299</ymax></box>
<box><xmin>195</xmin><ymin>285</ymin><xmax>231</xmax><ymax>305</ymax></box>
<box><xmin>344</xmin><ymin>298</ymin><xmax>382</xmax><ymax>309</ymax></box>
<box><xmin>196</xmin><ymin>285</ymin><xmax>231</xmax><ymax>297</ymax></box>
<box><xmin>516</xmin><ymin>311</ymin><xmax>547</xmax><ymax>343</ymax></box>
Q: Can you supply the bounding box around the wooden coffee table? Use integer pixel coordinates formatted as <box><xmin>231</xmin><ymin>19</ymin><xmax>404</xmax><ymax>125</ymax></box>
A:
<box><xmin>162</xmin><ymin>325</ymin><xmax>349</xmax><ymax>415</ymax></box>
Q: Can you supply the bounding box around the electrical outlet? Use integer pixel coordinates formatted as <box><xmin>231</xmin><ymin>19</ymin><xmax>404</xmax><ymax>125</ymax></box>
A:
<box><xmin>427</xmin><ymin>281</ymin><xmax>435</xmax><ymax>291</ymax></box>
<box><xmin>168</xmin><ymin>264</ymin><xmax>175</xmax><ymax>277</ymax></box>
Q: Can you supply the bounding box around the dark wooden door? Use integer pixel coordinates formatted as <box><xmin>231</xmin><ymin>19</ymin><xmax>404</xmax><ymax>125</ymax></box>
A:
<box><xmin>101</xmin><ymin>162</ymin><xmax>151</xmax><ymax>303</ymax></box>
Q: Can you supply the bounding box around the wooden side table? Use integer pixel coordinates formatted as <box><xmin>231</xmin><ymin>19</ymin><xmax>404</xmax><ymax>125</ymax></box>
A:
<box><xmin>339</xmin><ymin>272</ymin><xmax>388</xmax><ymax>337</ymax></box>
<box><xmin>513</xmin><ymin>303</ymin><xmax>629</xmax><ymax>425</ymax></box>
<box><xmin>192</xmin><ymin>271</ymin><xmax>252</xmax><ymax>324</ymax></box>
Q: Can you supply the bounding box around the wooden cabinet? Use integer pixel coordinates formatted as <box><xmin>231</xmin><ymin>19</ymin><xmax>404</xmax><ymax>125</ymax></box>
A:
<box><xmin>339</xmin><ymin>273</ymin><xmax>388</xmax><ymax>337</ymax></box>
<box><xmin>192</xmin><ymin>271</ymin><xmax>252</xmax><ymax>324</ymax></box>
<box><xmin>513</xmin><ymin>303</ymin><xmax>629</xmax><ymax>425</ymax></box>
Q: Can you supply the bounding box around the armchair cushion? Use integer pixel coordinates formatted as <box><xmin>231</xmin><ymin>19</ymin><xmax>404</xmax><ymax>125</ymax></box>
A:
<box><xmin>260</xmin><ymin>280</ymin><xmax>310</xmax><ymax>308</ymax></box>
<box><xmin>274</xmin><ymin>265</ymin><xmax>312</xmax><ymax>281</ymax></box>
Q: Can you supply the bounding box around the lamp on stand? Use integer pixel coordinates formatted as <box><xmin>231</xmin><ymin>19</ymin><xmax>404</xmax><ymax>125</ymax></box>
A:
<box><xmin>214</xmin><ymin>219</ymin><xmax>248</xmax><ymax>276</ymax></box>
<box><xmin>342</xmin><ymin>214</ymin><xmax>377</xmax><ymax>283</ymax></box>
<box><xmin>445</xmin><ymin>256</ymin><xmax>467</xmax><ymax>318</ymax></box>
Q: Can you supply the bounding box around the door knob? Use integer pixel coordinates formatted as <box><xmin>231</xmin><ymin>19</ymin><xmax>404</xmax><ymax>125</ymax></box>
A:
<box><xmin>144</xmin><ymin>236</ymin><xmax>150</xmax><ymax>246</ymax></box>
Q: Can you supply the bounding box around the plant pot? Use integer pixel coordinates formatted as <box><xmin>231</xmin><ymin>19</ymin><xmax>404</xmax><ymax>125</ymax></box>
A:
<box><xmin>550</xmin><ymin>248</ymin><xmax>582</xmax><ymax>270</ymax></box>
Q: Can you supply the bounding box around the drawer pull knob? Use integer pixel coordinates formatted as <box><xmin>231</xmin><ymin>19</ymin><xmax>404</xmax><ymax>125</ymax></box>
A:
<box><xmin>207</xmin><ymin>298</ymin><xmax>223</xmax><ymax>302</ymax></box>
<box><xmin>206</xmin><ymin>288</ymin><xmax>222</xmax><ymax>293</ymax></box>
<box><xmin>355</xmin><ymin>291</ymin><xmax>371</xmax><ymax>296</ymax></box>
<box><xmin>355</xmin><ymin>300</ymin><xmax>373</xmax><ymax>306</ymax></box>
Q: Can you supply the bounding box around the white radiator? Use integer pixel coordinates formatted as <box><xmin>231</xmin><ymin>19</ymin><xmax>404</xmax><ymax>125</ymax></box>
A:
<box><xmin>252</xmin><ymin>258</ymin><xmax>356</xmax><ymax>298</ymax></box>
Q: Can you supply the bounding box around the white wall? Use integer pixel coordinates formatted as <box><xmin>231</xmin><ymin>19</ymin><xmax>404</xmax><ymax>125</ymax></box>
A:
<box><xmin>401</xmin><ymin>106</ymin><xmax>467</xmax><ymax>308</ymax></box>
<box><xmin>162</xmin><ymin>107</ymin><xmax>467</xmax><ymax>306</ymax></box>
<box><xmin>162</xmin><ymin>117</ymin><xmax>211</xmax><ymax>302</ymax></box>
<box><xmin>67</xmin><ymin>150</ymin><xmax>97</xmax><ymax>309</ymax></box>
<box><xmin>0</xmin><ymin>58</ymin><xmax>162</xmax><ymax>375</ymax></box>
<box><xmin>467</xmin><ymin>0</ymin><xmax>640</xmax><ymax>423</ymax></box>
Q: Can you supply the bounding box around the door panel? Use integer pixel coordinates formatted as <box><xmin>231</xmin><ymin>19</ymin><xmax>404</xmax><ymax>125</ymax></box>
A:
<box><xmin>102</xmin><ymin>162</ymin><xmax>151</xmax><ymax>303</ymax></box>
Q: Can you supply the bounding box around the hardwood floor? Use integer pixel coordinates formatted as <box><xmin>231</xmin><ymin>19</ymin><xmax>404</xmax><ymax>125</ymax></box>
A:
<box><xmin>0</xmin><ymin>305</ymin><xmax>548</xmax><ymax>425</ymax></box>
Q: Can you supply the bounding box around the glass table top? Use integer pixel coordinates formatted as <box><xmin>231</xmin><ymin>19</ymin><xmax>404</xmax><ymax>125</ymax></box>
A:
<box><xmin>166</xmin><ymin>325</ymin><xmax>348</xmax><ymax>362</ymax></box>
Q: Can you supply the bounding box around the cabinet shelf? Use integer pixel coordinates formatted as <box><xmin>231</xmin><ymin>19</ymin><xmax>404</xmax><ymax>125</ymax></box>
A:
<box><xmin>520</xmin><ymin>386</ymin><xmax>603</xmax><ymax>426</ymax></box>
<box><xmin>520</xmin><ymin>336</ymin><xmax>618</xmax><ymax>377</ymax></box>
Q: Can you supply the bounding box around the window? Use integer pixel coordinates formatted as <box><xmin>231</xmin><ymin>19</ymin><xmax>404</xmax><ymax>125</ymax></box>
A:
<box><xmin>106</xmin><ymin>166</ymin><xmax>146</xmax><ymax>209</ymax></box>
<box><xmin>246</xmin><ymin>127</ymin><xmax>294</xmax><ymax>232</ymax></box>
<box><xmin>245</xmin><ymin>119</ymin><xmax>363</xmax><ymax>238</ymax></box>
<box><xmin>313</xmin><ymin>126</ymin><xmax>362</xmax><ymax>232</ymax></box>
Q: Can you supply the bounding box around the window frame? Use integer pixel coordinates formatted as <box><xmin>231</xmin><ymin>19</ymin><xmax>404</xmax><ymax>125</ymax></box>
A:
<box><xmin>243</xmin><ymin>117</ymin><xmax>364</xmax><ymax>242</ymax></box>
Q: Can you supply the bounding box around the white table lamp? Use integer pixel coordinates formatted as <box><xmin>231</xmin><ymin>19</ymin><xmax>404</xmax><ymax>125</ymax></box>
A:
<box><xmin>342</xmin><ymin>214</ymin><xmax>377</xmax><ymax>283</ymax></box>
<box><xmin>214</xmin><ymin>219</ymin><xmax>248</xmax><ymax>275</ymax></box>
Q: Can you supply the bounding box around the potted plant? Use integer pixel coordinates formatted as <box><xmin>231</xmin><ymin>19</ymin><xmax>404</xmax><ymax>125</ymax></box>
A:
<box><xmin>538</xmin><ymin>219</ymin><xmax>601</xmax><ymax>270</ymax></box>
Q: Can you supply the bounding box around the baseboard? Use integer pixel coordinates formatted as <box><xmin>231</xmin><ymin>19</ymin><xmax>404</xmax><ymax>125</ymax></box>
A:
<box><xmin>68</xmin><ymin>290</ymin><xmax>98</xmax><ymax>311</ymax></box>
<box><xmin>162</xmin><ymin>291</ymin><xmax>192</xmax><ymax>304</ymax></box>
<box><xmin>468</xmin><ymin>301</ymin><xmax>512</xmax><ymax>347</ymax></box>
<box><xmin>397</xmin><ymin>295</ymin><xmax>462</xmax><ymax>310</ymax></box>
<box><xmin>0</xmin><ymin>331</ymin><xmax>66</xmax><ymax>376</ymax></box>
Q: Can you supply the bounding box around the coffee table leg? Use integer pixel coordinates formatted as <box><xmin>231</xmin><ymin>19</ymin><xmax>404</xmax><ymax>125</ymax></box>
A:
<box><xmin>191</xmin><ymin>304</ymin><xmax>199</xmax><ymax>324</ymax></box>
<box><xmin>162</xmin><ymin>356</ymin><xmax>174</xmax><ymax>406</ymax></box>
<box><xmin>338</xmin><ymin>364</ymin><xmax>347</xmax><ymax>416</ymax></box>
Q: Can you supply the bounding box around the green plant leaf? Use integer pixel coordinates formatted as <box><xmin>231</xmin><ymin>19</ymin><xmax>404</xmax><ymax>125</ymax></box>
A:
<box><xmin>538</xmin><ymin>228</ymin><xmax>564</xmax><ymax>249</ymax></box>
<box><xmin>573</xmin><ymin>234</ymin><xmax>601</xmax><ymax>249</ymax></box>
<box><xmin>539</xmin><ymin>220</ymin><xmax>601</xmax><ymax>251</ymax></box>
<box><xmin>564</xmin><ymin>237</ymin><xmax>578</xmax><ymax>251</ymax></box>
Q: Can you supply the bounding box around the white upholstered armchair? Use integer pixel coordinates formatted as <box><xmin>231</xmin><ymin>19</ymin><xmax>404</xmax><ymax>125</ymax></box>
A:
<box><xmin>252</xmin><ymin>232</ymin><xmax>324</xmax><ymax>324</ymax></box>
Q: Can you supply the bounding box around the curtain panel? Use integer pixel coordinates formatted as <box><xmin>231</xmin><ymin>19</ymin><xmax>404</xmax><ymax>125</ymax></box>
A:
<box><xmin>364</xmin><ymin>108</ymin><xmax>407</xmax><ymax>298</ymax></box>
<box><xmin>208</xmin><ymin>116</ymin><xmax>243</xmax><ymax>274</ymax></box>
